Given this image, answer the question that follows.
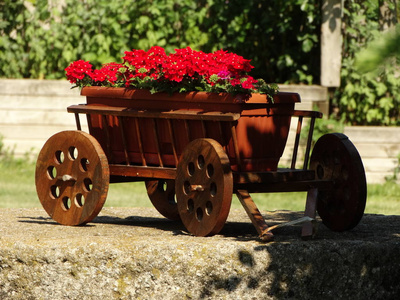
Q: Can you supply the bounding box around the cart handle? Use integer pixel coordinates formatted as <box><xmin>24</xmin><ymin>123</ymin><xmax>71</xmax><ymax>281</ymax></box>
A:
<box><xmin>291</xmin><ymin>110</ymin><xmax>323</xmax><ymax>170</ymax></box>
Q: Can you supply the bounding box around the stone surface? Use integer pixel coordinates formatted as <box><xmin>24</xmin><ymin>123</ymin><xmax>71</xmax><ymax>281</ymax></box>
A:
<box><xmin>1</xmin><ymin>207</ymin><xmax>400</xmax><ymax>299</ymax></box>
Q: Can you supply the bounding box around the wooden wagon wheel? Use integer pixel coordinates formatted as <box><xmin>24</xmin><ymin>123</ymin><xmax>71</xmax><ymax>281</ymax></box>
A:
<box><xmin>35</xmin><ymin>131</ymin><xmax>109</xmax><ymax>226</ymax></box>
<box><xmin>145</xmin><ymin>180</ymin><xmax>180</xmax><ymax>221</ymax></box>
<box><xmin>175</xmin><ymin>138</ymin><xmax>233</xmax><ymax>237</ymax></box>
<box><xmin>309</xmin><ymin>133</ymin><xmax>367</xmax><ymax>232</ymax></box>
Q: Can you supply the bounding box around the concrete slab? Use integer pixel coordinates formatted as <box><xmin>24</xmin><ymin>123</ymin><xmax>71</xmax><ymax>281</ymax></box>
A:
<box><xmin>1</xmin><ymin>208</ymin><xmax>399</xmax><ymax>299</ymax></box>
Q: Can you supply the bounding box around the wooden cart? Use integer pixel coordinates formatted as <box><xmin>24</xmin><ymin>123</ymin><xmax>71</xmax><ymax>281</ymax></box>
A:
<box><xmin>35</xmin><ymin>88</ymin><xmax>366</xmax><ymax>241</ymax></box>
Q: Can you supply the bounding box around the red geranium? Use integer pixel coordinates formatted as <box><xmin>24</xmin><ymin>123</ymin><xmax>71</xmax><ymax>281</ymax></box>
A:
<box><xmin>65</xmin><ymin>46</ymin><xmax>277</xmax><ymax>97</ymax></box>
<box><xmin>65</xmin><ymin>60</ymin><xmax>93</xmax><ymax>84</ymax></box>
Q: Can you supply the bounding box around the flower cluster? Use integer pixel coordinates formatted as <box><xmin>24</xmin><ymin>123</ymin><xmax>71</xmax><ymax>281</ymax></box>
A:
<box><xmin>65</xmin><ymin>46</ymin><xmax>277</xmax><ymax>97</ymax></box>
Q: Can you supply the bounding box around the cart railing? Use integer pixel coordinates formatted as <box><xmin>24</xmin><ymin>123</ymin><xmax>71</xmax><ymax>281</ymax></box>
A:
<box><xmin>68</xmin><ymin>104</ymin><xmax>322</xmax><ymax>177</ymax></box>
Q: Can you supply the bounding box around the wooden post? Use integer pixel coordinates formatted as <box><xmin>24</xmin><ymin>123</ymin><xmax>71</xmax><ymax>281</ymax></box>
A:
<box><xmin>320</xmin><ymin>0</ymin><xmax>343</xmax><ymax>87</ymax></box>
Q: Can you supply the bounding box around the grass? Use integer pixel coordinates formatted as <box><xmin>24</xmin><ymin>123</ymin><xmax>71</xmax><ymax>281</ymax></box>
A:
<box><xmin>1</xmin><ymin>157</ymin><xmax>400</xmax><ymax>215</ymax></box>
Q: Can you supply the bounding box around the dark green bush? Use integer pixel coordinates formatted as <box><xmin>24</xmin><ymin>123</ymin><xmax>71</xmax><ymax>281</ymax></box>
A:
<box><xmin>2</xmin><ymin>0</ymin><xmax>399</xmax><ymax>125</ymax></box>
<box><xmin>0</xmin><ymin>0</ymin><xmax>320</xmax><ymax>83</ymax></box>
<box><xmin>333</xmin><ymin>0</ymin><xmax>400</xmax><ymax>126</ymax></box>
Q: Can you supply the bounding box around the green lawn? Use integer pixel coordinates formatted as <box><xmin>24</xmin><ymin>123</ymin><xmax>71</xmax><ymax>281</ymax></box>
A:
<box><xmin>1</xmin><ymin>158</ymin><xmax>400</xmax><ymax>215</ymax></box>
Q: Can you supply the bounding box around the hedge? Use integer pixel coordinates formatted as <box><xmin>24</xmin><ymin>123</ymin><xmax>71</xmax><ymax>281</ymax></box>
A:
<box><xmin>1</xmin><ymin>0</ymin><xmax>399</xmax><ymax>125</ymax></box>
<box><xmin>0</xmin><ymin>0</ymin><xmax>320</xmax><ymax>83</ymax></box>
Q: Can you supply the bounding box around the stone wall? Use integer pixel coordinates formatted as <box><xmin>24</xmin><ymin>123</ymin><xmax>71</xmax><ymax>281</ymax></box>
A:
<box><xmin>1</xmin><ymin>207</ymin><xmax>399</xmax><ymax>299</ymax></box>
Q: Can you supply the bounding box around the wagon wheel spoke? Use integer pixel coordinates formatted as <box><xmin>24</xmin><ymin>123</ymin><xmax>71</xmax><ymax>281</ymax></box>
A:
<box><xmin>35</xmin><ymin>131</ymin><xmax>109</xmax><ymax>225</ymax></box>
<box><xmin>309</xmin><ymin>133</ymin><xmax>367</xmax><ymax>231</ymax></box>
<box><xmin>145</xmin><ymin>180</ymin><xmax>180</xmax><ymax>221</ymax></box>
<box><xmin>175</xmin><ymin>138</ymin><xmax>233</xmax><ymax>237</ymax></box>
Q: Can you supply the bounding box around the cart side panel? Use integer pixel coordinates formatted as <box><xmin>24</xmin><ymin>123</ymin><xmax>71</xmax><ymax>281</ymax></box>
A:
<box><xmin>89</xmin><ymin>115</ymin><xmax>178</xmax><ymax>167</ymax></box>
<box><xmin>87</xmin><ymin>110</ymin><xmax>293</xmax><ymax>171</ymax></box>
<box><xmin>83</xmin><ymin>90</ymin><xmax>298</xmax><ymax>172</ymax></box>
<box><xmin>226</xmin><ymin>104</ymin><xmax>295</xmax><ymax>172</ymax></box>
<box><xmin>228</xmin><ymin>114</ymin><xmax>292</xmax><ymax>171</ymax></box>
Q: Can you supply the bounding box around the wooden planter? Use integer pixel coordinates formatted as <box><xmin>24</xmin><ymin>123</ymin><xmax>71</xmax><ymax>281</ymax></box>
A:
<box><xmin>80</xmin><ymin>86</ymin><xmax>300</xmax><ymax>172</ymax></box>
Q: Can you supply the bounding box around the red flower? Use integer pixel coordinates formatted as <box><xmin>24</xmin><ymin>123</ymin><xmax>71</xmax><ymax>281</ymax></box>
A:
<box><xmin>241</xmin><ymin>76</ymin><xmax>257</xmax><ymax>89</ymax></box>
<box><xmin>65</xmin><ymin>46</ymin><xmax>273</xmax><ymax>96</ymax></box>
<box><xmin>65</xmin><ymin>60</ymin><xmax>93</xmax><ymax>84</ymax></box>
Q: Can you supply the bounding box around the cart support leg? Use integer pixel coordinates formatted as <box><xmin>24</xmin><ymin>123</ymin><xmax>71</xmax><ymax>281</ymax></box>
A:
<box><xmin>235</xmin><ymin>189</ymin><xmax>274</xmax><ymax>242</ymax></box>
<box><xmin>302</xmin><ymin>187</ymin><xmax>318</xmax><ymax>239</ymax></box>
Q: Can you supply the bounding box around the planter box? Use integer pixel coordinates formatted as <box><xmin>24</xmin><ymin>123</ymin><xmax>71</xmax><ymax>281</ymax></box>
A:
<box><xmin>80</xmin><ymin>87</ymin><xmax>300</xmax><ymax>172</ymax></box>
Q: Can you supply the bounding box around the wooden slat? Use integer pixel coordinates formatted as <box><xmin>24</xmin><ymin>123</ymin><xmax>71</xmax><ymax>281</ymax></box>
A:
<box><xmin>67</xmin><ymin>104</ymin><xmax>240</xmax><ymax>121</ymax></box>
<box><xmin>167</xmin><ymin>119</ymin><xmax>179</xmax><ymax>166</ymax></box>
<box><xmin>151</xmin><ymin>119</ymin><xmax>164</xmax><ymax>167</ymax></box>
<box><xmin>236</xmin><ymin>179</ymin><xmax>333</xmax><ymax>193</ymax></box>
<box><xmin>117</xmin><ymin>116</ymin><xmax>130</xmax><ymax>165</ymax></box>
<box><xmin>184</xmin><ymin>120</ymin><xmax>191</xmax><ymax>141</ymax></box>
<box><xmin>293</xmin><ymin>110</ymin><xmax>323</xmax><ymax>119</ymax></box>
<box><xmin>233</xmin><ymin>169</ymin><xmax>315</xmax><ymax>184</ymax></box>
<box><xmin>303</xmin><ymin>116</ymin><xmax>316</xmax><ymax>170</ymax></box>
<box><xmin>101</xmin><ymin>115</ymin><xmax>112</xmax><ymax>160</ymax></box>
<box><xmin>230</xmin><ymin>122</ymin><xmax>241</xmax><ymax>170</ymax></box>
<box><xmin>134</xmin><ymin>118</ymin><xmax>147</xmax><ymax>166</ymax></box>
<box><xmin>291</xmin><ymin>116</ymin><xmax>303</xmax><ymax>169</ymax></box>
<box><xmin>74</xmin><ymin>113</ymin><xmax>82</xmax><ymax>131</ymax></box>
<box><xmin>109</xmin><ymin>165</ymin><xmax>176</xmax><ymax>180</ymax></box>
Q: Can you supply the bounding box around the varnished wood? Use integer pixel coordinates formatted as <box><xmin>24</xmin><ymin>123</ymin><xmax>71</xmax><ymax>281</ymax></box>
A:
<box><xmin>309</xmin><ymin>133</ymin><xmax>367</xmax><ymax>232</ymax></box>
<box><xmin>293</xmin><ymin>110</ymin><xmax>323</xmax><ymax>118</ymax></box>
<box><xmin>134</xmin><ymin>118</ymin><xmax>146</xmax><ymax>166</ymax></box>
<box><xmin>175</xmin><ymin>138</ymin><xmax>233</xmax><ymax>237</ymax></box>
<box><xmin>151</xmin><ymin>119</ymin><xmax>164</xmax><ymax>167</ymax></box>
<box><xmin>74</xmin><ymin>113</ymin><xmax>81</xmax><ymax>131</ymax></box>
<box><xmin>35</xmin><ymin>130</ymin><xmax>109</xmax><ymax>225</ymax></box>
<box><xmin>109</xmin><ymin>164</ymin><xmax>176</xmax><ymax>180</ymax></box>
<box><xmin>301</xmin><ymin>188</ymin><xmax>318</xmax><ymax>239</ymax></box>
<box><xmin>230</xmin><ymin>122</ymin><xmax>241</xmax><ymax>171</ymax></box>
<box><xmin>86</xmin><ymin>114</ymin><xmax>92</xmax><ymax>132</ymax></box>
<box><xmin>81</xmin><ymin>86</ymin><xmax>300</xmax><ymax>105</ymax></box>
<box><xmin>68</xmin><ymin>104</ymin><xmax>240</xmax><ymax>122</ymax></box>
<box><xmin>101</xmin><ymin>115</ymin><xmax>112</xmax><ymax>160</ymax></box>
<box><xmin>118</xmin><ymin>116</ymin><xmax>130</xmax><ymax>165</ymax></box>
<box><xmin>235</xmin><ymin>189</ymin><xmax>273</xmax><ymax>242</ymax></box>
<box><xmin>233</xmin><ymin>169</ymin><xmax>315</xmax><ymax>184</ymax></box>
<box><xmin>201</xmin><ymin>120</ymin><xmax>207</xmax><ymax>137</ymax></box>
<box><xmin>291</xmin><ymin>116</ymin><xmax>303</xmax><ymax>169</ymax></box>
<box><xmin>303</xmin><ymin>116</ymin><xmax>316</xmax><ymax>170</ymax></box>
<box><xmin>145</xmin><ymin>180</ymin><xmax>180</xmax><ymax>221</ymax></box>
<box><xmin>77</xmin><ymin>90</ymin><xmax>298</xmax><ymax>172</ymax></box>
<box><xmin>166</xmin><ymin>119</ymin><xmax>179</xmax><ymax>166</ymax></box>
<box><xmin>290</xmin><ymin>110</ymin><xmax>323</xmax><ymax>169</ymax></box>
<box><xmin>184</xmin><ymin>119</ymin><xmax>191</xmax><ymax>142</ymax></box>
<box><xmin>235</xmin><ymin>179</ymin><xmax>333</xmax><ymax>193</ymax></box>
<box><xmin>50</xmin><ymin>88</ymin><xmax>367</xmax><ymax>242</ymax></box>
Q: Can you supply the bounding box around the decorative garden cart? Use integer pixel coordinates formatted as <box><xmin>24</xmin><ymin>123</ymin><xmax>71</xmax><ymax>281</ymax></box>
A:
<box><xmin>35</xmin><ymin>87</ymin><xmax>367</xmax><ymax>241</ymax></box>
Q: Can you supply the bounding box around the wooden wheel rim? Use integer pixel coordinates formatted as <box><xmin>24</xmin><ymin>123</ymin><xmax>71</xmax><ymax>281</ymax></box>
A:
<box><xmin>175</xmin><ymin>138</ymin><xmax>233</xmax><ymax>237</ymax></box>
<box><xmin>310</xmin><ymin>133</ymin><xmax>367</xmax><ymax>231</ymax></box>
<box><xmin>145</xmin><ymin>180</ymin><xmax>180</xmax><ymax>221</ymax></box>
<box><xmin>35</xmin><ymin>131</ymin><xmax>109</xmax><ymax>225</ymax></box>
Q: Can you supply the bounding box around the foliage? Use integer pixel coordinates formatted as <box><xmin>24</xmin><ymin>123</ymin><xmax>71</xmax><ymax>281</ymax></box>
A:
<box><xmin>66</xmin><ymin>46</ymin><xmax>278</xmax><ymax>97</ymax></box>
<box><xmin>385</xmin><ymin>153</ymin><xmax>400</xmax><ymax>183</ymax></box>
<box><xmin>0</xmin><ymin>0</ymin><xmax>321</xmax><ymax>84</ymax></box>
<box><xmin>333</xmin><ymin>0</ymin><xmax>400</xmax><ymax>126</ymax></box>
<box><xmin>355</xmin><ymin>24</ymin><xmax>400</xmax><ymax>73</ymax></box>
<box><xmin>306</xmin><ymin>117</ymin><xmax>344</xmax><ymax>147</ymax></box>
<box><xmin>3</xmin><ymin>0</ymin><xmax>400</xmax><ymax>125</ymax></box>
